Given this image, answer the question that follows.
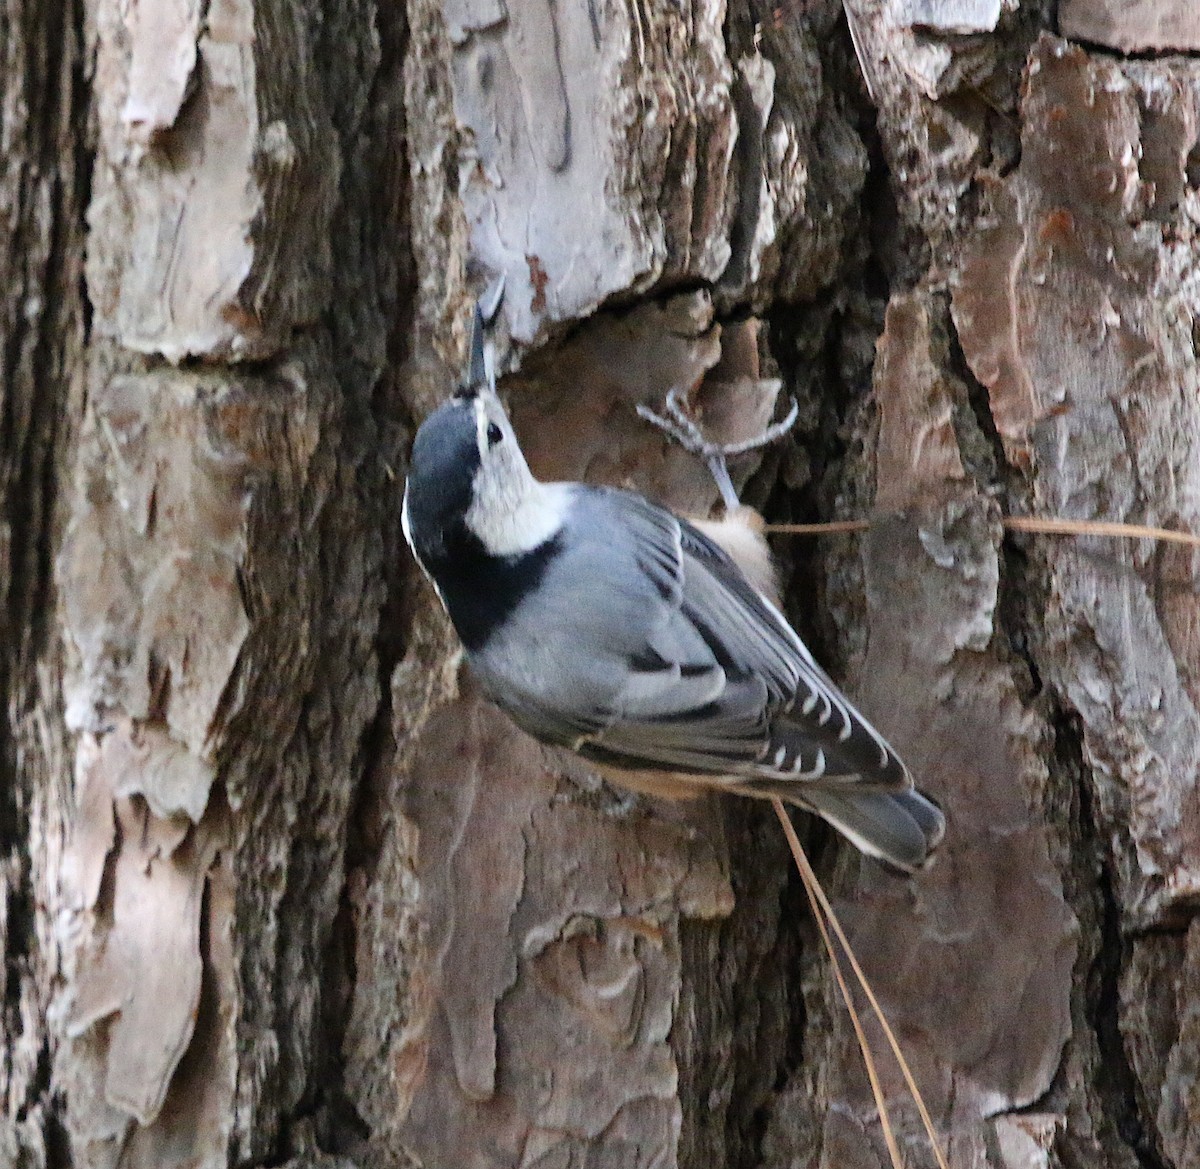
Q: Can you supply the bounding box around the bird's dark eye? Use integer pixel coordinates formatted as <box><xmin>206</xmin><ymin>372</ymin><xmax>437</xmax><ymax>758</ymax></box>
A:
<box><xmin>486</xmin><ymin>421</ymin><xmax>503</xmax><ymax>447</ymax></box>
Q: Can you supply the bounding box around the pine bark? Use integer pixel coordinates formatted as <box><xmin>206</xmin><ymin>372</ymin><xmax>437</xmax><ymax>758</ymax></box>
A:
<box><xmin>2</xmin><ymin>0</ymin><xmax>1199</xmax><ymax>1167</ymax></box>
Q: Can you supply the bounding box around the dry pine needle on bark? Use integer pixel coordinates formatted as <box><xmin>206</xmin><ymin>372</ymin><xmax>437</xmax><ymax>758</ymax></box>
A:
<box><xmin>767</xmin><ymin>515</ymin><xmax>1200</xmax><ymax>549</ymax></box>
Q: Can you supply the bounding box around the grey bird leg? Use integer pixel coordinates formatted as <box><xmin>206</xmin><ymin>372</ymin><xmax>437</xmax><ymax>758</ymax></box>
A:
<box><xmin>637</xmin><ymin>387</ymin><xmax>799</xmax><ymax>508</ymax></box>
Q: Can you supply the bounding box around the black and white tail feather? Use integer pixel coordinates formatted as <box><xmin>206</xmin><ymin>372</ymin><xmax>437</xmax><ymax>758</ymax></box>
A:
<box><xmin>402</xmin><ymin>304</ymin><xmax>945</xmax><ymax>872</ymax></box>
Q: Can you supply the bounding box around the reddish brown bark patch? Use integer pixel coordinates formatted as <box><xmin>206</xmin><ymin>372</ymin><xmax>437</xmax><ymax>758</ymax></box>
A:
<box><xmin>953</xmin><ymin>36</ymin><xmax>1200</xmax><ymax>919</ymax></box>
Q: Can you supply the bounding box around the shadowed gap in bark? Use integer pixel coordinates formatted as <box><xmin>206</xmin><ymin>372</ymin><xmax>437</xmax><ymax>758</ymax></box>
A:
<box><xmin>1079</xmin><ymin>760</ymin><xmax>1171</xmax><ymax>1169</ymax></box>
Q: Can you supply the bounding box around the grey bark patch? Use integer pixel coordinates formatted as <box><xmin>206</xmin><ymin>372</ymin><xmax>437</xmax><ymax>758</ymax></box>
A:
<box><xmin>89</xmin><ymin>0</ymin><xmax>339</xmax><ymax>361</ymax></box>
<box><xmin>1060</xmin><ymin>0</ymin><xmax>1200</xmax><ymax>54</ymax></box>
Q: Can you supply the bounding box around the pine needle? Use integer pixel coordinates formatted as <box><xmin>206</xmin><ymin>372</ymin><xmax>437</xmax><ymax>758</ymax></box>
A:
<box><xmin>766</xmin><ymin>519</ymin><xmax>872</xmax><ymax>535</ymax></box>
<box><xmin>772</xmin><ymin>799</ymin><xmax>951</xmax><ymax>1169</ymax></box>
<box><xmin>765</xmin><ymin>514</ymin><xmax>1200</xmax><ymax>549</ymax></box>
<box><xmin>771</xmin><ymin>799</ymin><xmax>903</xmax><ymax>1169</ymax></box>
<box><xmin>1000</xmin><ymin>515</ymin><xmax>1200</xmax><ymax>548</ymax></box>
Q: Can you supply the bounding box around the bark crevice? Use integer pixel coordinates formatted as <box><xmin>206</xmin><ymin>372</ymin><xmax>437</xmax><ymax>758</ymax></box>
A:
<box><xmin>1078</xmin><ymin>757</ymin><xmax>1171</xmax><ymax>1169</ymax></box>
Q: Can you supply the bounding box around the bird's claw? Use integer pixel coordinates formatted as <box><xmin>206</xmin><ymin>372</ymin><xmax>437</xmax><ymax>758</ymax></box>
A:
<box><xmin>637</xmin><ymin>387</ymin><xmax>800</xmax><ymax>460</ymax></box>
<box><xmin>635</xmin><ymin>388</ymin><xmax>708</xmax><ymax>453</ymax></box>
<box><xmin>637</xmin><ymin>387</ymin><xmax>800</xmax><ymax>510</ymax></box>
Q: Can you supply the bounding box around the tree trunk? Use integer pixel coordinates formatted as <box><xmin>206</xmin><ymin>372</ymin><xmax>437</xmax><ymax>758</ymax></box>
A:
<box><xmin>2</xmin><ymin>0</ymin><xmax>1199</xmax><ymax>1167</ymax></box>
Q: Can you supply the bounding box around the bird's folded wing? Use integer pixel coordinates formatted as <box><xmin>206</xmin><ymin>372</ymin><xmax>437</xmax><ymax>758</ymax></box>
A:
<box><xmin>572</xmin><ymin>489</ymin><xmax>910</xmax><ymax>791</ymax></box>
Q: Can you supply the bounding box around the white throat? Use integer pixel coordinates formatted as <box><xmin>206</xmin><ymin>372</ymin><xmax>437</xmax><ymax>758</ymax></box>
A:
<box><xmin>466</xmin><ymin>479</ymin><xmax>570</xmax><ymax>558</ymax></box>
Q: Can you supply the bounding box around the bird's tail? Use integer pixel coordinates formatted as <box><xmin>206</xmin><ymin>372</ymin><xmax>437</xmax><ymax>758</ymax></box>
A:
<box><xmin>792</xmin><ymin>786</ymin><xmax>946</xmax><ymax>873</ymax></box>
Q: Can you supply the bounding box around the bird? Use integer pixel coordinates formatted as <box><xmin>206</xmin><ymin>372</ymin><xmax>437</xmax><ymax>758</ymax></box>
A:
<box><xmin>401</xmin><ymin>331</ymin><xmax>945</xmax><ymax>872</ymax></box>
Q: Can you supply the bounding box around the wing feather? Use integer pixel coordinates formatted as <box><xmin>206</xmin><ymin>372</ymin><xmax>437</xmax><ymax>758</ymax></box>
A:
<box><xmin>553</xmin><ymin>488</ymin><xmax>910</xmax><ymax>792</ymax></box>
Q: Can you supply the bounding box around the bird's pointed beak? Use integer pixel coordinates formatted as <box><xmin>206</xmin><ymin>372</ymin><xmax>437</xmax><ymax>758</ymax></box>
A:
<box><xmin>453</xmin><ymin>276</ymin><xmax>504</xmax><ymax>401</ymax></box>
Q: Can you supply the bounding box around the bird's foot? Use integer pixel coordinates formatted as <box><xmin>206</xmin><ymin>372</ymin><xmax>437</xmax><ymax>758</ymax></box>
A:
<box><xmin>637</xmin><ymin>387</ymin><xmax>799</xmax><ymax>510</ymax></box>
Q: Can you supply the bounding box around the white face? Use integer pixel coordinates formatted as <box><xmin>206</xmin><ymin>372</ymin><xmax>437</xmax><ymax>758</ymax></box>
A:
<box><xmin>469</xmin><ymin>386</ymin><xmax>526</xmax><ymax>477</ymax></box>
<box><xmin>463</xmin><ymin>388</ymin><xmax>567</xmax><ymax>557</ymax></box>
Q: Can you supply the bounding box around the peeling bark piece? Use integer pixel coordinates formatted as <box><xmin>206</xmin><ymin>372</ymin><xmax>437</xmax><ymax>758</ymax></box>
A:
<box><xmin>427</xmin><ymin>0</ymin><xmax>736</xmax><ymax>342</ymax></box>
<box><xmin>1019</xmin><ymin>47</ymin><xmax>1147</xmax><ymax>224</ymax></box>
<box><xmin>60</xmin><ymin>372</ymin><xmax>256</xmax><ymax>757</ymax></box>
<box><xmin>1060</xmin><ymin>0</ymin><xmax>1200</xmax><ymax>55</ymax></box>
<box><xmin>68</xmin><ymin>798</ymin><xmax>225</xmax><ymax>1126</ymax></box>
<box><xmin>953</xmin><ymin>37</ymin><xmax>1200</xmax><ymax>918</ymax></box>
<box><xmin>846</xmin><ymin>0</ymin><xmax>1001</xmax><ymax>106</ymax></box>
<box><xmin>104</xmin><ymin>719</ymin><xmax>216</xmax><ymax>823</ymax></box>
<box><xmin>90</xmin><ymin>0</ymin><xmax>339</xmax><ymax>360</ymax></box>
<box><xmin>135</xmin><ymin>547</ymin><xmax>250</xmax><ymax>754</ymax></box>
<box><xmin>892</xmin><ymin>0</ymin><xmax>1005</xmax><ymax>36</ymax></box>
<box><xmin>950</xmin><ymin>179</ymin><xmax>1039</xmax><ymax>465</ymax></box>
<box><xmin>67</xmin><ymin>735</ymin><xmax>119</xmax><ymax>911</ymax></box>
<box><xmin>872</xmin><ymin>294</ymin><xmax>966</xmax><ymax>511</ymax></box>
<box><xmin>953</xmin><ymin>45</ymin><xmax>1149</xmax><ymax>463</ymax></box>
<box><xmin>992</xmin><ymin>1112</ymin><xmax>1064</xmax><ymax>1169</ymax></box>
<box><xmin>121</xmin><ymin>0</ymin><xmax>201</xmax><ymax>140</ymax></box>
<box><xmin>117</xmin><ymin>841</ymin><xmax>239</xmax><ymax>1169</ymax></box>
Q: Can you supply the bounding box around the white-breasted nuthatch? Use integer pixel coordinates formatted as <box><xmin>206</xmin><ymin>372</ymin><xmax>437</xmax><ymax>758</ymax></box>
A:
<box><xmin>402</xmin><ymin>330</ymin><xmax>945</xmax><ymax>872</ymax></box>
